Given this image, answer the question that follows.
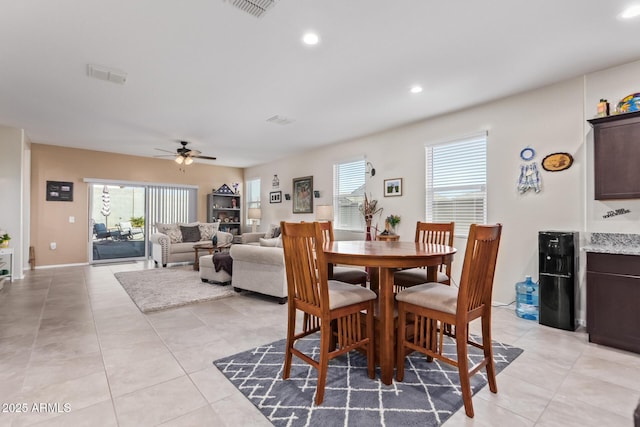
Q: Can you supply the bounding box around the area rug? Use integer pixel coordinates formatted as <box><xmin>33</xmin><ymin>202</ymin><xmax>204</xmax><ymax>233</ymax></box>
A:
<box><xmin>114</xmin><ymin>267</ymin><xmax>237</xmax><ymax>312</ymax></box>
<box><xmin>214</xmin><ymin>333</ymin><xmax>523</xmax><ymax>426</ymax></box>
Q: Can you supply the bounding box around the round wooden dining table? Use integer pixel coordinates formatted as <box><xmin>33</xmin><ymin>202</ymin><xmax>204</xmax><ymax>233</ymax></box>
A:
<box><xmin>323</xmin><ymin>240</ymin><xmax>456</xmax><ymax>385</ymax></box>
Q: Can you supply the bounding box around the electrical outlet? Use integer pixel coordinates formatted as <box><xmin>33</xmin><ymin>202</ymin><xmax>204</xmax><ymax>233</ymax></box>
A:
<box><xmin>50</xmin><ymin>242</ymin><xmax>56</xmax><ymax>250</ymax></box>
<box><xmin>69</xmin><ymin>216</ymin><xmax>75</xmax><ymax>223</ymax></box>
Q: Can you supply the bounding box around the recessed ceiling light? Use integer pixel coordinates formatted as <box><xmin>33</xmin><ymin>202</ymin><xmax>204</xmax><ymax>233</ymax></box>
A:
<box><xmin>620</xmin><ymin>4</ymin><xmax>640</xmax><ymax>19</ymax></box>
<box><xmin>410</xmin><ymin>85</ymin><xmax>423</xmax><ymax>94</ymax></box>
<box><xmin>302</xmin><ymin>32</ymin><xmax>320</xmax><ymax>45</ymax></box>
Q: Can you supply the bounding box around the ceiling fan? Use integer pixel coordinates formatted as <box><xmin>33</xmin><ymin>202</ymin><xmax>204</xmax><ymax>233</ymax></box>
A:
<box><xmin>154</xmin><ymin>141</ymin><xmax>217</xmax><ymax>165</ymax></box>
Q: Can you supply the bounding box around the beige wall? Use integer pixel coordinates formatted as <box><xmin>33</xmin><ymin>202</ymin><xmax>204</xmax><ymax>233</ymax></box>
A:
<box><xmin>245</xmin><ymin>57</ymin><xmax>640</xmax><ymax>323</ymax></box>
<box><xmin>247</xmin><ymin>76</ymin><xmax>585</xmax><ymax>310</ymax></box>
<box><xmin>31</xmin><ymin>144</ymin><xmax>243</xmax><ymax>266</ymax></box>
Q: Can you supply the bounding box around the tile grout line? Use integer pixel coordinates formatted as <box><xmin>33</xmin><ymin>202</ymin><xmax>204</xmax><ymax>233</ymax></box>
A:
<box><xmin>110</xmin><ymin>261</ymin><xmax>214</xmax><ymax>422</ymax></box>
<box><xmin>83</xmin><ymin>265</ymin><xmax>122</xmax><ymax>427</ymax></box>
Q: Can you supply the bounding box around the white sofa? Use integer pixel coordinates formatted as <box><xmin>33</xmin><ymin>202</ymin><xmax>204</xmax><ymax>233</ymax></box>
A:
<box><xmin>229</xmin><ymin>243</ymin><xmax>287</xmax><ymax>303</ymax></box>
<box><xmin>150</xmin><ymin>222</ymin><xmax>233</xmax><ymax>267</ymax></box>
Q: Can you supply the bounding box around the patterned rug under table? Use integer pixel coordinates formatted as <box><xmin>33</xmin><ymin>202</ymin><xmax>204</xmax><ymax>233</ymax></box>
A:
<box><xmin>214</xmin><ymin>333</ymin><xmax>523</xmax><ymax>426</ymax></box>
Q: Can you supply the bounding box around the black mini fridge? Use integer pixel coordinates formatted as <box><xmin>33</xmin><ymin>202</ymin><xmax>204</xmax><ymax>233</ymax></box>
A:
<box><xmin>538</xmin><ymin>231</ymin><xmax>579</xmax><ymax>331</ymax></box>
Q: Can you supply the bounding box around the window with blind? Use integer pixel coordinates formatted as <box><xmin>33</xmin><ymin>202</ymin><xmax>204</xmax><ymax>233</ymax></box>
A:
<box><xmin>148</xmin><ymin>185</ymin><xmax>198</xmax><ymax>232</ymax></box>
<box><xmin>425</xmin><ymin>133</ymin><xmax>487</xmax><ymax>237</ymax></box>
<box><xmin>333</xmin><ymin>159</ymin><xmax>366</xmax><ymax>231</ymax></box>
<box><xmin>245</xmin><ymin>178</ymin><xmax>261</xmax><ymax>223</ymax></box>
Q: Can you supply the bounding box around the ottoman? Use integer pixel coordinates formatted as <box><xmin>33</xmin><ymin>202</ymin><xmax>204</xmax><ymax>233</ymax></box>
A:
<box><xmin>199</xmin><ymin>254</ymin><xmax>232</xmax><ymax>285</ymax></box>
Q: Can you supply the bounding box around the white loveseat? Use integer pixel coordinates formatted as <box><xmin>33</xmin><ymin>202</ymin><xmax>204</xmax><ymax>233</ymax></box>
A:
<box><xmin>150</xmin><ymin>222</ymin><xmax>233</xmax><ymax>267</ymax></box>
<box><xmin>229</xmin><ymin>242</ymin><xmax>287</xmax><ymax>303</ymax></box>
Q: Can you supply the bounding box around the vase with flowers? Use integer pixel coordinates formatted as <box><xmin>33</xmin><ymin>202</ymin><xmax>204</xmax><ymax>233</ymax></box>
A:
<box><xmin>385</xmin><ymin>214</ymin><xmax>400</xmax><ymax>235</ymax></box>
<box><xmin>359</xmin><ymin>194</ymin><xmax>383</xmax><ymax>241</ymax></box>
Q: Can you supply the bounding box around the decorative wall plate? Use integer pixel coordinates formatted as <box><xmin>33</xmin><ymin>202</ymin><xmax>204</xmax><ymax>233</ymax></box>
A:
<box><xmin>520</xmin><ymin>147</ymin><xmax>536</xmax><ymax>161</ymax></box>
<box><xmin>542</xmin><ymin>152</ymin><xmax>573</xmax><ymax>172</ymax></box>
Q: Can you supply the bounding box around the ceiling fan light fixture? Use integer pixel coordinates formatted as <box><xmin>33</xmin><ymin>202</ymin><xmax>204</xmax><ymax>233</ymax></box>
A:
<box><xmin>184</xmin><ymin>157</ymin><xmax>194</xmax><ymax>165</ymax></box>
<box><xmin>175</xmin><ymin>156</ymin><xmax>184</xmax><ymax>164</ymax></box>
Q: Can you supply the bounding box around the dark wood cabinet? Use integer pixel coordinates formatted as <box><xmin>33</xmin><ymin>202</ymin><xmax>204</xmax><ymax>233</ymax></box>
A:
<box><xmin>586</xmin><ymin>252</ymin><xmax>640</xmax><ymax>354</ymax></box>
<box><xmin>588</xmin><ymin>110</ymin><xmax>640</xmax><ymax>200</ymax></box>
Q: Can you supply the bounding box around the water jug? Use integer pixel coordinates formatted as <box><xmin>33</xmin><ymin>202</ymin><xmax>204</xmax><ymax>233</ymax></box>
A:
<box><xmin>515</xmin><ymin>275</ymin><xmax>539</xmax><ymax>321</ymax></box>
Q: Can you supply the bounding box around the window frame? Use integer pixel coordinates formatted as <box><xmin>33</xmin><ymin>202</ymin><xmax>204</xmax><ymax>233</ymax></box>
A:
<box><xmin>333</xmin><ymin>158</ymin><xmax>366</xmax><ymax>232</ymax></box>
<box><xmin>245</xmin><ymin>178</ymin><xmax>261</xmax><ymax>225</ymax></box>
<box><xmin>425</xmin><ymin>132</ymin><xmax>487</xmax><ymax>238</ymax></box>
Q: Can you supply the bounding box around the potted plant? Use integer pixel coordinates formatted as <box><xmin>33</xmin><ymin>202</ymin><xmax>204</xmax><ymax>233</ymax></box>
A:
<box><xmin>385</xmin><ymin>214</ymin><xmax>401</xmax><ymax>235</ymax></box>
<box><xmin>0</xmin><ymin>232</ymin><xmax>10</xmax><ymax>248</ymax></box>
<box><xmin>130</xmin><ymin>216</ymin><xmax>144</xmax><ymax>228</ymax></box>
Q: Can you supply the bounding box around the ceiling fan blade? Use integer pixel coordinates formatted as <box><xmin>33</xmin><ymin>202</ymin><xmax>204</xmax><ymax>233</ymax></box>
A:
<box><xmin>154</xmin><ymin>148</ymin><xmax>176</xmax><ymax>154</ymax></box>
<box><xmin>193</xmin><ymin>154</ymin><xmax>217</xmax><ymax>160</ymax></box>
<box><xmin>153</xmin><ymin>154</ymin><xmax>176</xmax><ymax>158</ymax></box>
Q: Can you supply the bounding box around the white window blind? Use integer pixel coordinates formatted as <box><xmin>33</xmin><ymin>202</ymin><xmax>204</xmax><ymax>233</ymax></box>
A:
<box><xmin>148</xmin><ymin>185</ymin><xmax>197</xmax><ymax>232</ymax></box>
<box><xmin>333</xmin><ymin>159</ymin><xmax>365</xmax><ymax>231</ymax></box>
<box><xmin>425</xmin><ymin>133</ymin><xmax>487</xmax><ymax>237</ymax></box>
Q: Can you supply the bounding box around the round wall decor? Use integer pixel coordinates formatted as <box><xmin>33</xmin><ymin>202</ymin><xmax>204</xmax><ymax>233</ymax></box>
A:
<box><xmin>520</xmin><ymin>147</ymin><xmax>536</xmax><ymax>161</ymax></box>
<box><xmin>542</xmin><ymin>152</ymin><xmax>573</xmax><ymax>172</ymax></box>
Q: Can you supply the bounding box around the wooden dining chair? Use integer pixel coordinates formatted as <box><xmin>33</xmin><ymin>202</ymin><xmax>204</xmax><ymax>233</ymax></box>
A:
<box><xmin>280</xmin><ymin>221</ymin><xmax>377</xmax><ymax>405</ymax></box>
<box><xmin>393</xmin><ymin>221</ymin><xmax>455</xmax><ymax>291</ymax></box>
<box><xmin>396</xmin><ymin>223</ymin><xmax>502</xmax><ymax>418</ymax></box>
<box><xmin>318</xmin><ymin>221</ymin><xmax>368</xmax><ymax>287</ymax></box>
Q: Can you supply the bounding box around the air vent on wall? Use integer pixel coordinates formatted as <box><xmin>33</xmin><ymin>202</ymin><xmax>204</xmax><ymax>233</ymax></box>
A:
<box><xmin>227</xmin><ymin>0</ymin><xmax>277</xmax><ymax>18</ymax></box>
<box><xmin>87</xmin><ymin>64</ymin><xmax>127</xmax><ymax>85</ymax></box>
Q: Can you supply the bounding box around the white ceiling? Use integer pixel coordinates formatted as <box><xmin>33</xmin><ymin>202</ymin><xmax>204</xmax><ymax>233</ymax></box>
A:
<box><xmin>1</xmin><ymin>0</ymin><xmax>639</xmax><ymax>167</ymax></box>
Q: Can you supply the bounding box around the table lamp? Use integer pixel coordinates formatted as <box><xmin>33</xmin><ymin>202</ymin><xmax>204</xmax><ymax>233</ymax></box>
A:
<box><xmin>316</xmin><ymin>205</ymin><xmax>334</xmax><ymax>222</ymax></box>
<box><xmin>248</xmin><ymin>208</ymin><xmax>262</xmax><ymax>233</ymax></box>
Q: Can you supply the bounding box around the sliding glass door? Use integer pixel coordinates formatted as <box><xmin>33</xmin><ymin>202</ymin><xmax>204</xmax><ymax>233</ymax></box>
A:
<box><xmin>88</xmin><ymin>180</ymin><xmax>198</xmax><ymax>264</ymax></box>
<box><xmin>90</xmin><ymin>184</ymin><xmax>147</xmax><ymax>262</ymax></box>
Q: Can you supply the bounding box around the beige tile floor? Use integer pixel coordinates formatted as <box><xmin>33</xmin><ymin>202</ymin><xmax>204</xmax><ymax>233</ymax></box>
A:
<box><xmin>0</xmin><ymin>262</ymin><xmax>638</xmax><ymax>426</ymax></box>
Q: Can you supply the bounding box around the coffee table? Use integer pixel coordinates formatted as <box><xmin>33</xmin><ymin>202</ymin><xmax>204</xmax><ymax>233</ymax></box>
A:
<box><xmin>193</xmin><ymin>241</ymin><xmax>231</xmax><ymax>270</ymax></box>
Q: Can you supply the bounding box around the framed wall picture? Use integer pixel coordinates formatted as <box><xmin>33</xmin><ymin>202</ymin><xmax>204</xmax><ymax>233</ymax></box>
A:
<box><xmin>270</xmin><ymin>190</ymin><xmax>282</xmax><ymax>203</ymax></box>
<box><xmin>384</xmin><ymin>178</ymin><xmax>402</xmax><ymax>197</ymax></box>
<box><xmin>46</xmin><ymin>181</ymin><xmax>74</xmax><ymax>202</ymax></box>
<box><xmin>292</xmin><ymin>176</ymin><xmax>313</xmax><ymax>213</ymax></box>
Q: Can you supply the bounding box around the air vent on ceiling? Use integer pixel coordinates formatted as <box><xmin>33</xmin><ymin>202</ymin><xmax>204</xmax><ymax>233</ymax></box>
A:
<box><xmin>266</xmin><ymin>115</ymin><xmax>295</xmax><ymax>125</ymax></box>
<box><xmin>87</xmin><ymin>64</ymin><xmax>127</xmax><ymax>85</ymax></box>
<box><xmin>227</xmin><ymin>0</ymin><xmax>277</xmax><ymax>18</ymax></box>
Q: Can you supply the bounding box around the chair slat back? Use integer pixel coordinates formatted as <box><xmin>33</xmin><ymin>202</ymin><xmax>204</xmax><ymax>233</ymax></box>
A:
<box><xmin>415</xmin><ymin>221</ymin><xmax>455</xmax><ymax>274</ymax></box>
<box><xmin>415</xmin><ymin>221</ymin><xmax>455</xmax><ymax>245</ymax></box>
<box><xmin>457</xmin><ymin>224</ymin><xmax>502</xmax><ymax>314</ymax></box>
<box><xmin>281</xmin><ymin>221</ymin><xmax>330</xmax><ymax>312</ymax></box>
<box><xmin>318</xmin><ymin>221</ymin><xmax>335</xmax><ymax>243</ymax></box>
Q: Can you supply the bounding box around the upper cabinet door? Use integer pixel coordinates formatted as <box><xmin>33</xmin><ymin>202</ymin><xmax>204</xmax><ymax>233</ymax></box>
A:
<box><xmin>588</xmin><ymin>111</ymin><xmax>640</xmax><ymax>200</ymax></box>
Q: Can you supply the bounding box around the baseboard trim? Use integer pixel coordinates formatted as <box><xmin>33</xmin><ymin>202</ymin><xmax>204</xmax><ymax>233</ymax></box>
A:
<box><xmin>33</xmin><ymin>262</ymin><xmax>89</xmax><ymax>270</ymax></box>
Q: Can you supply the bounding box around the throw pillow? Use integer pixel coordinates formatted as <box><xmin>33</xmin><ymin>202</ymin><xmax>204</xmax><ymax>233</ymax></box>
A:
<box><xmin>272</xmin><ymin>226</ymin><xmax>281</xmax><ymax>238</ymax></box>
<box><xmin>156</xmin><ymin>223</ymin><xmax>183</xmax><ymax>243</ymax></box>
<box><xmin>155</xmin><ymin>223</ymin><xmax>175</xmax><ymax>235</ymax></box>
<box><xmin>264</xmin><ymin>224</ymin><xmax>280</xmax><ymax>239</ymax></box>
<box><xmin>199</xmin><ymin>222</ymin><xmax>220</xmax><ymax>241</ymax></box>
<box><xmin>180</xmin><ymin>225</ymin><xmax>201</xmax><ymax>243</ymax></box>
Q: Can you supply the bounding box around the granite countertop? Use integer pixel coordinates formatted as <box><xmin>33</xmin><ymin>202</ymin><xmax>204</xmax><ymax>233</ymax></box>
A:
<box><xmin>583</xmin><ymin>232</ymin><xmax>640</xmax><ymax>255</ymax></box>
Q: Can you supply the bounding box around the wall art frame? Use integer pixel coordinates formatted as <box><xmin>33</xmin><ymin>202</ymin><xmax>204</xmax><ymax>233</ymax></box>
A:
<box><xmin>384</xmin><ymin>178</ymin><xmax>403</xmax><ymax>197</ymax></box>
<box><xmin>270</xmin><ymin>190</ymin><xmax>282</xmax><ymax>204</ymax></box>
<box><xmin>292</xmin><ymin>176</ymin><xmax>313</xmax><ymax>214</ymax></box>
<box><xmin>46</xmin><ymin>180</ymin><xmax>74</xmax><ymax>202</ymax></box>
